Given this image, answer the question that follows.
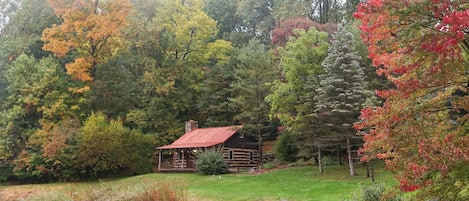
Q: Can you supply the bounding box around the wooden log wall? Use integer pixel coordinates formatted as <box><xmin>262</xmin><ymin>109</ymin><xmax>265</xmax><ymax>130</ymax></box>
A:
<box><xmin>222</xmin><ymin>148</ymin><xmax>259</xmax><ymax>168</ymax></box>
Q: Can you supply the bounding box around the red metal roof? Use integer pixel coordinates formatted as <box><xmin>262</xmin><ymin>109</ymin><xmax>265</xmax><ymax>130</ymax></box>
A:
<box><xmin>157</xmin><ymin>125</ymin><xmax>242</xmax><ymax>149</ymax></box>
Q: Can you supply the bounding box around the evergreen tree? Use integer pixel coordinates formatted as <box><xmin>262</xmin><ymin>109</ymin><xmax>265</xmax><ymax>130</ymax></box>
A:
<box><xmin>198</xmin><ymin>56</ymin><xmax>237</xmax><ymax>127</ymax></box>
<box><xmin>230</xmin><ymin>39</ymin><xmax>276</xmax><ymax>165</ymax></box>
<box><xmin>315</xmin><ymin>24</ymin><xmax>370</xmax><ymax>176</ymax></box>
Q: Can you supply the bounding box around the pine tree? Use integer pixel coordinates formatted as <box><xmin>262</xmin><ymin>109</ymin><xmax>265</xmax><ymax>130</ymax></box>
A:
<box><xmin>315</xmin><ymin>24</ymin><xmax>370</xmax><ymax>176</ymax></box>
<box><xmin>230</xmin><ymin>39</ymin><xmax>276</xmax><ymax>166</ymax></box>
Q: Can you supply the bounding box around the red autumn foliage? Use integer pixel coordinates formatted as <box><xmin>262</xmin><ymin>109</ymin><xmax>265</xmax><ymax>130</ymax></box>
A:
<box><xmin>272</xmin><ymin>17</ymin><xmax>337</xmax><ymax>47</ymax></box>
<box><xmin>354</xmin><ymin>0</ymin><xmax>469</xmax><ymax>196</ymax></box>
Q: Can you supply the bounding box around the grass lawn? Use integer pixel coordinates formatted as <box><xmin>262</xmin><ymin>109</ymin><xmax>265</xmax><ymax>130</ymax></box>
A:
<box><xmin>0</xmin><ymin>163</ymin><xmax>397</xmax><ymax>201</ymax></box>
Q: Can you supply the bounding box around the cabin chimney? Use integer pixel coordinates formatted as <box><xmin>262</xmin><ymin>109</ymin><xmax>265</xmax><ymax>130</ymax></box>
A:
<box><xmin>185</xmin><ymin>120</ymin><xmax>198</xmax><ymax>133</ymax></box>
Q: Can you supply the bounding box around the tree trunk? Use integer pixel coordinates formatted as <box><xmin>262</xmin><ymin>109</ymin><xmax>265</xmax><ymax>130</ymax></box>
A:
<box><xmin>366</xmin><ymin>162</ymin><xmax>370</xmax><ymax>177</ymax></box>
<box><xmin>336</xmin><ymin>145</ymin><xmax>341</xmax><ymax>165</ymax></box>
<box><xmin>347</xmin><ymin>135</ymin><xmax>355</xmax><ymax>176</ymax></box>
<box><xmin>258</xmin><ymin>134</ymin><xmax>263</xmax><ymax>169</ymax></box>
<box><xmin>370</xmin><ymin>162</ymin><xmax>375</xmax><ymax>182</ymax></box>
<box><xmin>317</xmin><ymin>138</ymin><xmax>323</xmax><ymax>174</ymax></box>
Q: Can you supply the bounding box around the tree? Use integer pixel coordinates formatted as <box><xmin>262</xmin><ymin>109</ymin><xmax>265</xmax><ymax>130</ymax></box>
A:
<box><xmin>42</xmin><ymin>0</ymin><xmax>132</xmax><ymax>84</ymax></box>
<box><xmin>271</xmin><ymin>0</ymin><xmax>346</xmax><ymax>24</ymax></box>
<box><xmin>272</xmin><ymin>17</ymin><xmax>338</xmax><ymax>48</ymax></box>
<box><xmin>309</xmin><ymin>0</ymin><xmax>344</xmax><ymax>24</ymax></box>
<box><xmin>235</xmin><ymin>0</ymin><xmax>275</xmax><ymax>45</ymax></box>
<box><xmin>315</xmin><ymin>24</ymin><xmax>370</xmax><ymax>176</ymax></box>
<box><xmin>267</xmin><ymin>27</ymin><xmax>329</xmax><ymax>172</ymax></box>
<box><xmin>202</xmin><ymin>0</ymin><xmax>241</xmax><ymax>40</ymax></box>
<box><xmin>89</xmin><ymin>54</ymin><xmax>139</xmax><ymax>119</ymax></box>
<box><xmin>275</xmin><ymin>132</ymin><xmax>298</xmax><ymax>163</ymax></box>
<box><xmin>197</xmin><ymin>54</ymin><xmax>237</xmax><ymax>127</ymax></box>
<box><xmin>0</xmin><ymin>0</ymin><xmax>20</xmax><ymax>34</ymax></box>
<box><xmin>230</xmin><ymin>39</ymin><xmax>276</xmax><ymax>166</ymax></box>
<box><xmin>272</xmin><ymin>17</ymin><xmax>314</xmax><ymax>47</ymax></box>
<box><xmin>0</xmin><ymin>0</ymin><xmax>57</xmax><ymax>103</ymax></box>
<box><xmin>0</xmin><ymin>54</ymin><xmax>79</xmax><ymax>180</ymax></box>
<box><xmin>75</xmin><ymin>112</ymin><xmax>152</xmax><ymax>177</ymax></box>
<box><xmin>123</xmin><ymin>0</ymin><xmax>232</xmax><ymax>143</ymax></box>
<box><xmin>354</xmin><ymin>0</ymin><xmax>469</xmax><ymax>199</ymax></box>
<box><xmin>271</xmin><ymin>0</ymin><xmax>311</xmax><ymax>22</ymax></box>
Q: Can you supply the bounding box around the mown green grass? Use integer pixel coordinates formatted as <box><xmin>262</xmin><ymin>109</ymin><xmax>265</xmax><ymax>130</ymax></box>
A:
<box><xmin>0</xmin><ymin>163</ymin><xmax>397</xmax><ymax>201</ymax></box>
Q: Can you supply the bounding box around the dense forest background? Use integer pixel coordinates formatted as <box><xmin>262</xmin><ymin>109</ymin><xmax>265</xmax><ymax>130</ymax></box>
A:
<box><xmin>0</xmin><ymin>0</ymin><xmax>384</xmax><ymax>181</ymax></box>
<box><xmin>1</xmin><ymin>1</ymin><xmax>468</xmax><ymax>200</ymax></box>
<box><xmin>0</xmin><ymin>0</ymin><xmax>469</xmax><ymax>200</ymax></box>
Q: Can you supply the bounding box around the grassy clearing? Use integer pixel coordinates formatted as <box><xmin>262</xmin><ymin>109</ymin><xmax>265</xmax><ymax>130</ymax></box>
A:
<box><xmin>0</xmin><ymin>163</ymin><xmax>396</xmax><ymax>201</ymax></box>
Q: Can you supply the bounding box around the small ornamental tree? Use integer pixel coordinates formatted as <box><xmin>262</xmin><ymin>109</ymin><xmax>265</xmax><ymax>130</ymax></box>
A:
<box><xmin>195</xmin><ymin>151</ymin><xmax>228</xmax><ymax>175</ymax></box>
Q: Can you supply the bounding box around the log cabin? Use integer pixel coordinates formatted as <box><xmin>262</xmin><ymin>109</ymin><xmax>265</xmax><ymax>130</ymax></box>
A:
<box><xmin>156</xmin><ymin>120</ymin><xmax>259</xmax><ymax>172</ymax></box>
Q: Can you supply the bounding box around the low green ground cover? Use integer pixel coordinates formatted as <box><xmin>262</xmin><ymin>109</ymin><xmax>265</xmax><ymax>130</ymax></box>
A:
<box><xmin>0</xmin><ymin>163</ymin><xmax>396</xmax><ymax>201</ymax></box>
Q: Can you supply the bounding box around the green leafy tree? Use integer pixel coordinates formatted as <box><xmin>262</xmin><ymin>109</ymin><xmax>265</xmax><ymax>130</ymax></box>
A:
<box><xmin>124</xmin><ymin>0</ymin><xmax>232</xmax><ymax>143</ymax></box>
<box><xmin>267</xmin><ymin>27</ymin><xmax>329</xmax><ymax>172</ymax></box>
<box><xmin>89</xmin><ymin>54</ymin><xmax>140</xmax><ymax>119</ymax></box>
<box><xmin>0</xmin><ymin>0</ymin><xmax>57</xmax><ymax>103</ymax></box>
<box><xmin>75</xmin><ymin>112</ymin><xmax>152</xmax><ymax>177</ymax></box>
<box><xmin>235</xmin><ymin>0</ymin><xmax>275</xmax><ymax>45</ymax></box>
<box><xmin>0</xmin><ymin>54</ymin><xmax>79</xmax><ymax>180</ymax></box>
<box><xmin>202</xmin><ymin>0</ymin><xmax>241</xmax><ymax>40</ymax></box>
<box><xmin>18</xmin><ymin>117</ymin><xmax>81</xmax><ymax>181</ymax></box>
<box><xmin>271</xmin><ymin>0</ymin><xmax>311</xmax><ymax>22</ymax></box>
<box><xmin>275</xmin><ymin>133</ymin><xmax>298</xmax><ymax>163</ymax></box>
<box><xmin>315</xmin><ymin>24</ymin><xmax>370</xmax><ymax>176</ymax></box>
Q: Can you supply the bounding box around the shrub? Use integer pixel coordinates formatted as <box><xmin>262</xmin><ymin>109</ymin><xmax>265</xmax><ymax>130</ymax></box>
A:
<box><xmin>0</xmin><ymin>165</ymin><xmax>13</xmax><ymax>182</ymax></box>
<box><xmin>132</xmin><ymin>182</ymin><xmax>187</xmax><ymax>201</ymax></box>
<box><xmin>80</xmin><ymin>181</ymin><xmax>187</xmax><ymax>201</ymax></box>
<box><xmin>348</xmin><ymin>183</ymin><xmax>403</xmax><ymax>201</ymax></box>
<box><xmin>195</xmin><ymin>151</ymin><xmax>228</xmax><ymax>175</ymax></box>
<box><xmin>287</xmin><ymin>159</ymin><xmax>315</xmax><ymax>167</ymax></box>
<box><xmin>263</xmin><ymin>162</ymin><xmax>275</xmax><ymax>169</ymax></box>
<box><xmin>75</xmin><ymin>112</ymin><xmax>153</xmax><ymax>178</ymax></box>
<box><xmin>321</xmin><ymin>156</ymin><xmax>339</xmax><ymax>166</ymax></box>
<box><xmin>275</xmin><ymin>134</ymin><xmax>298</xmax><ymax>163</ymax></box>
<box><xmin>361</xmin><ymin>182</ymin><xmax>385</xmax><ymax>201</ymax></box>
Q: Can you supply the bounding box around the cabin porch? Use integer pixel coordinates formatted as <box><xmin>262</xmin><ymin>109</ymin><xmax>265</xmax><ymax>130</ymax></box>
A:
<box><xmin>157</xmin><ymin>148</ymin><xmax>197</xmax><ymax>171</ymax></box>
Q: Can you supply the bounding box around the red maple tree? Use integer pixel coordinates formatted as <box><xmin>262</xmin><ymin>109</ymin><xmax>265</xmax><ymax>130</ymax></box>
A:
<box><xmin>354</xmin><ymin>0</ymin><xmax>468</xmax><ymax>198</ymax></box>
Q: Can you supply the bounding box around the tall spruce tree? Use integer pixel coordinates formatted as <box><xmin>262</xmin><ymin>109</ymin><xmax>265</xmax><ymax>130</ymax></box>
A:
<box><xmin>315</xmin><ymin>23</ymin><xmax>369</xmax><ymax>176</ymax></box>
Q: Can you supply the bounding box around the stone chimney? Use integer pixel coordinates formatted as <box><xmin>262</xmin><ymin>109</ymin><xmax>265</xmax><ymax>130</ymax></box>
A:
<box><xmin>185</xmin><ymin>120</ymin><xmax>198</xmax><ymax>133</ymax></box>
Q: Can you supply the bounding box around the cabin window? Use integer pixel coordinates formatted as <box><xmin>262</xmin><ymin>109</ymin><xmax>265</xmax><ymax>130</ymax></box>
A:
<box><xmin>240</xmin><ymin>132</ymin><xmax>244</xmax><ymax>138</ymax></box>
<box><xmin>178</xmin><ymin>150</ymin><xmax>183</xmax><ymax>161</ymax></box>
<box><xmin>249</xmin><ymin>151</ymin><xmax>254</xmax><ymax>162</ymax></box>
<box><xmin>229</xmin><ymin>150</ymin><xmax>234</xmax><ymax>160</ymax></box>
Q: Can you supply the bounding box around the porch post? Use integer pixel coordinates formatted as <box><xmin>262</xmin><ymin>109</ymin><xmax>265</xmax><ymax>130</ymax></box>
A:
<box><xmin>158</xmin><ymin>150</ymin><xmax>162</xmax><ymax>171</ymax></box>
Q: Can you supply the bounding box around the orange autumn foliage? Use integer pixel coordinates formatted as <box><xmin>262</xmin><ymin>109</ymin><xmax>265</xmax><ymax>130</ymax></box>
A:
<box><xmin>42</xmin><ymin>0</ymin><xmax>132</xmax><ymax>82</ymax></box>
